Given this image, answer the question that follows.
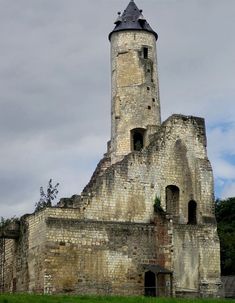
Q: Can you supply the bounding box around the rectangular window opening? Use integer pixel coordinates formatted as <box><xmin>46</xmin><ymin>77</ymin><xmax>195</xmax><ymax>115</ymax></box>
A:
<box><xmin>143</xmin><ymin>47</ymin><xmax>148</xmax><ymax>59</ymax></box>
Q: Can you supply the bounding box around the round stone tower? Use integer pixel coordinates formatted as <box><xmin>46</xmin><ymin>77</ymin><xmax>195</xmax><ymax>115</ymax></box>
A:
<box><xmin>109</xmin><ymin>0</ymin><xmax>161</xmax><ymax>164</ymax></box>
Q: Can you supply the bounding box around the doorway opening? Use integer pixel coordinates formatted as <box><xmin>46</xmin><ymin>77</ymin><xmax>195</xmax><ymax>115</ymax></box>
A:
<box><xmin>144</xmin><ymin>271</ymin><xmax>156</xmax><ymax>297</ymax></box>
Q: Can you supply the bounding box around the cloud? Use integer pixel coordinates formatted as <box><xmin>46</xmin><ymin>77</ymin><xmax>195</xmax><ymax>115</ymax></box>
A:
<box><xmin>0</xmin><ymin>0</ymin><xmax>235</xmax><ymax>218</ymax></box>
<box><xmin>207</xmin><ymin>122</ymin><xmax>235</xmax><ymax>198</ymax></box>
<box><xmin>221</xmin><ymin>182</ymin><xmax>235</xmax><ymax>199</ymax></box>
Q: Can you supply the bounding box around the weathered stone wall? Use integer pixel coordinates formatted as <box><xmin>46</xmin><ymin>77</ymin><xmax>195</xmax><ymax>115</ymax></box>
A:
<box><xmin>154</xmin><ymin>214</ymin><xmax>174</xmax><ymax>272</ymax></box>
<box><xmin>3</xmin><ymin>208</ymin><xmax>172</xmax><ymax>295</ymax></box>
<box><xmin>9</xmin><ymin>212</ymin><xmax>49</xmax><ymax>293</ymax></box>
<box><xmin>3</xmin><ymin>239</ymin><xmax>16</xmax><ymax>292</ymax></box>
<box><xmin>173</xmin><ymin>224</ymin><xmax>221</xmax><ymax>297</ymax></box>
<box><xmin>110</xmin><ymin>31</ymin><xmax>161</xmax><ymax>164</ymax></box>
<box><xmin>44</xmin><ymin>217</ymin><xmax>157</xmax><ymax>295</ymax></box>
<box><xmin>2</xmin><ymin>113</ymin><xmax>220</xmax><ymax>297</ymax></box>
<box><xmin>73</xmin><ymin>114</ymin><xmax>214</xmax><ymax>227</ymax></box>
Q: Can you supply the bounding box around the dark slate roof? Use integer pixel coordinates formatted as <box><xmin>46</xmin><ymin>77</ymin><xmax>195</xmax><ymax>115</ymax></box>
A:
<box><xmin>109</xmin><ymin>0</ymin><xmax>158</xmax><ymax>41</ymax></box>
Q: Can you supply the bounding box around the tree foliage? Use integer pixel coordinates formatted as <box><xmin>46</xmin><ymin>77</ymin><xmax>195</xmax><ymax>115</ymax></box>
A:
<box><xmin>153</xmin><ymin>196</ymin><xmax>164</xmax><ymax>213</ymax></box>
<box><xmin>0</xmin><ymin>217</ymin><xmax>19</xmax><ymax>232</ymax></box>
<box><xmin>35</xmin><ymin>179</ymin><xmax>59</xmax><ymax>212</ymax></box>
<box><xmin>215</xmin><ymin>197</ymin><xmax>235</xmax><ymax>275</ymax></box>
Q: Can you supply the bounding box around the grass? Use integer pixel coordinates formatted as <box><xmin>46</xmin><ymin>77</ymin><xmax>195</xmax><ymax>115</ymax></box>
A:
<box><xmin>0</xmin><ymin>295</ymin><xmax>234</xmax><ymax>303</ymax></box>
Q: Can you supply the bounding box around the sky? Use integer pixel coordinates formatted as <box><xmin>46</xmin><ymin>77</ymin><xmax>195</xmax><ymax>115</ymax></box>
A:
<box><xmin>0</xmin><ymin>0</ymin><xmax>235</xmax><ymax>218</ymax></box>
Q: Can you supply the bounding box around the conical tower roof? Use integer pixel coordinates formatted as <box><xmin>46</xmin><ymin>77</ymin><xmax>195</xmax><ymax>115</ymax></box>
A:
<box><xmin>109</xmin><ymin>0</ymin><xmax>158</xmax><ymax>40</ymax></box>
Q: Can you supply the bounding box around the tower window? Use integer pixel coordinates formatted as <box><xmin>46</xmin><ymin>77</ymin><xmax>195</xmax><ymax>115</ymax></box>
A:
<box><xmin>131</xmin><ymin>128</ymin><xmax>146</xmax><ymax>151</ymax></box>
<box><xmin>188</xmin><ymin>200</ymin><xmax>197</xmax><ymax>225</ymax></box>
<box><xmin>166</xmin><ymin>185</ymin><xmax>180</xmax><ymax>217</ymax></box>
<box><xmin>143</xmin><ymin>47</ymin><xmax>148</xmax><ymax>59</ymax></box>
<box><xmin>133</xmin><ymin>133</ymin><xmax>143</xmax><ymax>151</ymax></box>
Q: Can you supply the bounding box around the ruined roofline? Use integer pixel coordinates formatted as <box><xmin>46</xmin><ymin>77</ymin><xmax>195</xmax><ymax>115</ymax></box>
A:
<box><xmin>162</xmin><ymin>114</ymin><xmax>205</xmax><ymax>127</ymax></box>
<box><xmin>77</xmin><ymin>114</ymin><xmax>208</xmax><ymax>201</ymax></box>
<box><xmin>58</xmin><ymin>113</ymin><xmax>208</xmax><ymax>209</ymax></box>
<box><xmin>147</xmin><ymin>114</ymin><xmax>207</xmax><ymax>149</ymax></box>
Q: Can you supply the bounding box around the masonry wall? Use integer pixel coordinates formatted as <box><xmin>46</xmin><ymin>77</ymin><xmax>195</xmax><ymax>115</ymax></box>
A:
<box><xmin>173</xmin><ymin>224</ymin><xmax>221</xmax><ymax>297</ymax></box>
<box><xmin>73</xmin><ymin>114</ymin><xmax>214</xmax><ymax>226</ymax></box>
<box><xmin>110</xmin><ymin>31</ymin><xmax>161</xmax><ymax>163</ymax></box>
<box><xmin>9</xmin><ymin>212</ymin><xmax>49</xmax><ymax>293</ymax></box>
<box><xmin>3</xmin><ymin>239</ymin><xmax>16</xmax><ymax>292</ymax></box>
<box><xmin>44</xmin><ymin>217</ymin><xmax>157</xmax><ymax>295</ymax></box>
<box><xmin>2</xmin><ymin>114</ymin><xmax>221</xmax><ymax>297</ymax></box>
<box><xmin>3</xmin><ymin>208</ymin><xmax>173</xmax><ymax>296</ymax></box>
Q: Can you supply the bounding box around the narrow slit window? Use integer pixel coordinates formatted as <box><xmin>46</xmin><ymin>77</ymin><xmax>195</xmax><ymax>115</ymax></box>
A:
<box><xmin>143</xmin><ymin>47</ymin><xmax>148</xmax><ymax>59</ymax></box>
<box><xmin>188</xmin><ymin>200</ymin><xmax>197</xmax><ymax>225</ymax></box>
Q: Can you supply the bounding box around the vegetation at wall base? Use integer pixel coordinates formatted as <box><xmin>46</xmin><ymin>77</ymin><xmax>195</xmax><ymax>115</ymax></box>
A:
<box><xmin>0</xmin><ymin>295</ymin><xmax>234</xmax><ymax>303</ymax></box>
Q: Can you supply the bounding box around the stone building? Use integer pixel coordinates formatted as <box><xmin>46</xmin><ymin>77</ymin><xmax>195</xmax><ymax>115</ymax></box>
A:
<box><xmin>0</xmin><ymin>0</ymin><xmax>222</xmax><ymax>297</ymax></box>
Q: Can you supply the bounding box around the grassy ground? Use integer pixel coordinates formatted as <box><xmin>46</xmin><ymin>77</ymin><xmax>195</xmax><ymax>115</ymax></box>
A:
<box><xmin>0</xmin><ymin>295</ymin><xmax>234</xmax><ymax>303</ymax></box>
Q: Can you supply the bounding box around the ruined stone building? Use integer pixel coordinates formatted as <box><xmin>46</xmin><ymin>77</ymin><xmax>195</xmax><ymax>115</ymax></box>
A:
<box><xmin>0</xmin><ymin>0</ymin><xmax>222</xmax><ymax>297</ymax></box>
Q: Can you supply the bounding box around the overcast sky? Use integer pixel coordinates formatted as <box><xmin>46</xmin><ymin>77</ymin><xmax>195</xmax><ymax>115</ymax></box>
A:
<box><xmin>0</xmin><ymin>0</ymin><xmax>235</xmax><ymax>218</ymax></box>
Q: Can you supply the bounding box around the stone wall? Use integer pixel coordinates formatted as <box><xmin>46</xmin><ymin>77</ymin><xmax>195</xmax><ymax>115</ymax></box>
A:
<box><xmin>72</xmin><ymin>114</ymin><xmax>214</xmax><ymax>227</ymax></box>
<box><xmin>110</xmin><ymin>31</ymin><xmax>161</xmax><ymax>164</ymax></box>
<box><xmin>8</xmin><ymin>212</ymin><xmax>50</xmax><ymax>293</ymax></box>
<box><xmin>1</xmin><ymin>114</ymin><xmax>221</xmax><ymax>297</ymax></box>
<box><xmin>2</xmin><ymin>207</ymin><xmax>174</xmax><ymax>296</ymax></box>
<box><xmin>3</xmin><ymin>239</ymin><xmax>16</xmax><ymax>292</ymax></box>
<box><xmin>41</xmin><ymin>209</ymin><xmax>174</xmax><ymax>295</ymax></box>
<box><xmin>44</xmin><ymin>216</ymin><xmax>157</xmax><ymax>295</ymax></box>
<box><xmin>173</xmin><ymin>224</ymin><xmax>222</xmax><ymax>297</ymax></box>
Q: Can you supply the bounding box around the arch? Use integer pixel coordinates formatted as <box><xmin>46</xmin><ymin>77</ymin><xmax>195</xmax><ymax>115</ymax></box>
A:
<box><xmin>131</xmin><ymin>128</ymin><xmax>146</xmax><ymax>151</ymax></box>
<box><xmin>165</xmin><ymin>185</ymin><xmax>180</xmax><ymax>216</ymax></box>
<box><xmin>188</xmin><ymin>200</ymin><xmax>197</xmax><ymax>225</ymax></box>
<box><xmin>144</xmin><ymin>271</ymin><xmax>156</xmax><ymax>297</ymax></box>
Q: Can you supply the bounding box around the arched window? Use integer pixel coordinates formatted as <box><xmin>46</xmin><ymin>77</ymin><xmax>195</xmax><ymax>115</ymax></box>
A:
<box><xmin>165</xmin><ymin>185</ymin><xmax>180</xmax><ymax>216</ymax></box>
<box><xmin>188</xmin><ymin>200</ymin><xmax>197</xmax><ymax>225</ymax></box>
<box><xmin>131</xmin><ymin>128</ymin><xmax>146</xmax><ymax>151</ymax></box>
<box><xmin>144</xmin><ymin>271</ymin><xmax>156</xmax><ymax>297</ymax></box>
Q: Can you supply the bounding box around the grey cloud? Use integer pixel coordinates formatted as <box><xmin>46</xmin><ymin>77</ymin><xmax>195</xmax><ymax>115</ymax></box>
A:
<box><xmin>0</xmin><ymin>0</ymin><xmax>235</xmax><ymax>217</ymax></box>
